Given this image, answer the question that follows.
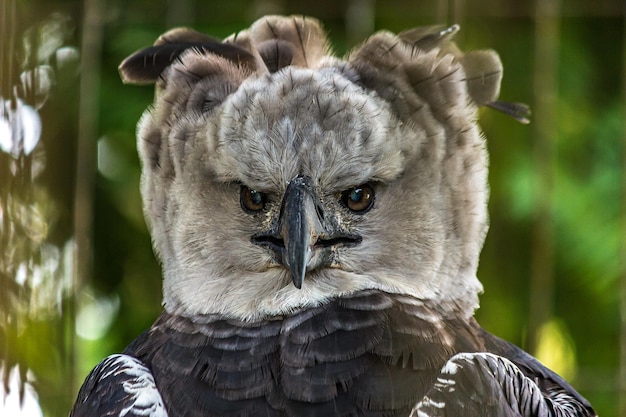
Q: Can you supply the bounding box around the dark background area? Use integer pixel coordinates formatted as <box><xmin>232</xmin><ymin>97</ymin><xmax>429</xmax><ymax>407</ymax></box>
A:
<box><xmin>1</xmin><ymin>0</ymin><xmax>623</xmax><ymax>415</ymax></box>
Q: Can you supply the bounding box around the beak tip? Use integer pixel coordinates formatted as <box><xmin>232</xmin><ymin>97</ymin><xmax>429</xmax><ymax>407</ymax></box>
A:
<box><xmin>291</xmin><ymin>269</ymin><xmax>304</xmax><ymax>289</ymax></box>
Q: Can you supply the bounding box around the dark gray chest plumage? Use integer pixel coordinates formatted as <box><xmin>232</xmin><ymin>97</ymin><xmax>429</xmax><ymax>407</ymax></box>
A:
<box><xmin>124</xmin><ymin>291</ymin><xmax>485</xmax><ymax>417</ymax></box>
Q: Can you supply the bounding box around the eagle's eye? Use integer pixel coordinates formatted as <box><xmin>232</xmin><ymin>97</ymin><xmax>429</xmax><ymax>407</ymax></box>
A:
<box><xmin>341</xmin><ymin>183</ymin><xmax>375</xmax><ymax>213</ymax></box>
<box><xmin>240</xmin><ymin>185</ymin><xmax>267</xmax><ymax>213</ymax></box>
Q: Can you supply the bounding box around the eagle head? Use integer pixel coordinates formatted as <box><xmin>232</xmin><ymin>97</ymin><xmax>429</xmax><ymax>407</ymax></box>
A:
<box><xmin>120</xmin><ymin>16</ymin><xmax>504</xmax><ymax>321</ymax></box>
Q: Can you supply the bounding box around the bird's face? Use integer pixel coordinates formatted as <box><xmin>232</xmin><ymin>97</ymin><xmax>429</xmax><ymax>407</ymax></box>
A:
<box><xmin>128</xmin><ymin>18</ymin><xmax>499</xmax><ymax>321</ymax></box>
<box><xmin>206</xmin><ymin>68</ymin><xmax>413</xmax><ymax>286</ymax></box>
<box><xmin>141</xmin><ymin>65</ymin><xmax>482</xmax><ymax>321</ymax></box>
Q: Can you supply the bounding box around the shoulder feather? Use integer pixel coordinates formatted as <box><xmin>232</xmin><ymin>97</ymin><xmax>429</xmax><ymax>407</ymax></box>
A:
<box><xmin>70</xmin><ymin>354</ymin><xmax>167</xmax><ymax>417</ymax></box>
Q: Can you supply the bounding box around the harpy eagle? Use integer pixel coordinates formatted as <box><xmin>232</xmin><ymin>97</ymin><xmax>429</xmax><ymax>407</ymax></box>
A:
<box><xmin>70</xmin><ymin>15</ymin><xmax>596</xmax><ymax>417</ymax></box>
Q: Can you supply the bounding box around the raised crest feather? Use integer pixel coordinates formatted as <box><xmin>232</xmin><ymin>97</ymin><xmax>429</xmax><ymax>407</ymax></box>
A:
<box><xmin>119</xmin><ymin>16</ymin><xmax>528</xmax><ymax>122</ymax></box>
<box><xmin>224</xmin><ymin>15</ymin><xmax>332</xmax><ymax>72</ymax></box>
<box><xmin>487</xmin><ymin>100</ymin><xmax>532</xmax><ymax>124</ymax></box>
<box><xmin>119</xmin><ymin>42</ymin><xmax>256</xmax><ymax>85</ymax></box>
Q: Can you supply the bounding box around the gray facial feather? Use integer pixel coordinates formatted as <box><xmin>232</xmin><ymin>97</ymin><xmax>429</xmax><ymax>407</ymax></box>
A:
<box><xmin>126</xmin><ymin>15</ymin><xmax>501</xmax><ymax>321</ymax></box>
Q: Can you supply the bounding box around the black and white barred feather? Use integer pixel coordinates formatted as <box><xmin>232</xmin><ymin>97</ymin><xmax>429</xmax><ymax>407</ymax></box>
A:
<box><xmin>71</xmin><ymin>355</ymin><xmax>167</xmax><ymax>417</ymax></box>
<box><xmin>412</xmin><ymin>352</ymin><xmax>592</xmax><ymax>417</ymax></box>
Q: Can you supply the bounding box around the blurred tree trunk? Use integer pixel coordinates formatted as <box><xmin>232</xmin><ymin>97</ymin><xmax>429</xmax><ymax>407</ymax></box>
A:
<box><xmin>618</xmin><ymin>2</ymin><xmax>626</xmax><ymax>416</ymax></box>
<box><xmin>167</xmin><ymin>0</ymin><xmax>196</xmax><ymax>28</ymax></box>
<box><xmin>72</xmin><ymin>0</ymin><xmax>105</xmax><ymax>394</ymax></box>
<box><xmin>253</xmin><ymin>0</ymin><xmax>286</xmax><ymax>18</ymax></box>
<box><xmin>0</xmin><ymin>0</ymin><xmax>17</xmax><ymax>387</ymax></box>
<box><xmin>435</xmin><ymin>0</ymin><xmax>465</xmax><ymax>28</ymax></box>
<box><xmin>528</xmin><ymin>0</ymin><xmax>560</xmax><ymax>354</ymax></box>
<box><xmin>346</xmin><ymin>0</ymin><xmax>375</xmax><ymax>47</ymax></box>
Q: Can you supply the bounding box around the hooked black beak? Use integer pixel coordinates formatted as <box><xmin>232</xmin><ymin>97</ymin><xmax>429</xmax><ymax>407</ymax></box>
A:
<box><xmin>252</xmin><ymin>175</ymin><xmax>361</xmax><ymax>289</ymax></box>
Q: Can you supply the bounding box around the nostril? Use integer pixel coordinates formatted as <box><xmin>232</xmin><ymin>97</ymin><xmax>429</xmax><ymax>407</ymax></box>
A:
<box><xmin>253</xmin><ymin>233</ymin><xmax>361</xmax><ymax>251</ymax></box>
<box><xmin>251</xmin><ymin>233</ymin><xmax>285</xmax><ymax>251</ymax></box>
<box><xmin>313</xmin><ymin>234</ymin><xmax>362</xmax><ymax>249</ymax></box>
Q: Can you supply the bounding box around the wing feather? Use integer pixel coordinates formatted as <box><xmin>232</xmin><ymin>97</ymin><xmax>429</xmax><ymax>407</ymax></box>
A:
<box><xmin>481</xmin><ymin>330</ymin><xmax>596</xmax><ymax>416</ymax></box>
<box><xmin>411</xmin><ymin>336</ymin><xmax>597</xmax><ymax>417</ymax></box>
<box><xmin>70</xmin><ymin>354</ymin><xmax>167</xmax><ymax>417</ymax></box>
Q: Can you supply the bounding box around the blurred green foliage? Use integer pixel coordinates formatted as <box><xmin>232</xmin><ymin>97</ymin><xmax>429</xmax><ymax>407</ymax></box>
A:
<box><xmin>2</xmin><ymin>1</ymin><xmax>622</xmax><ymax>416</ymax></box>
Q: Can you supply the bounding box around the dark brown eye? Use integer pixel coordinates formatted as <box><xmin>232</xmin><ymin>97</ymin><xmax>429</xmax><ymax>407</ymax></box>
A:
<box><xmin>240</xmin><ymin>185</ymin><xmax>267</xmax><ymax>212</ymax></box>
<box><xmin>341</xmin><ymin>183</ymin><xmax>375</xmax><ymax>213</ymax></box>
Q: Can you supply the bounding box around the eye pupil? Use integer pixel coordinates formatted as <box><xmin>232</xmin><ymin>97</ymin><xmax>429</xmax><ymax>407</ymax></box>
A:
<box><xmin>341</xmin><ymin>183</ymin><xmax>374</xmax><ymax>213</ymax></box>
<box><xmin>350</xmin><ymin>189</ymin><xmax>362</xmax><ymax>202</ymax></box>
<box><xmin>251</xmin><ymin>191</ymin><xmax>262</xmax><ymax>204</ymax></box>
<box><xmin>241</xmin><ymin>185</ymin><xmax>267</xmax><ymax>212</ymax></box>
